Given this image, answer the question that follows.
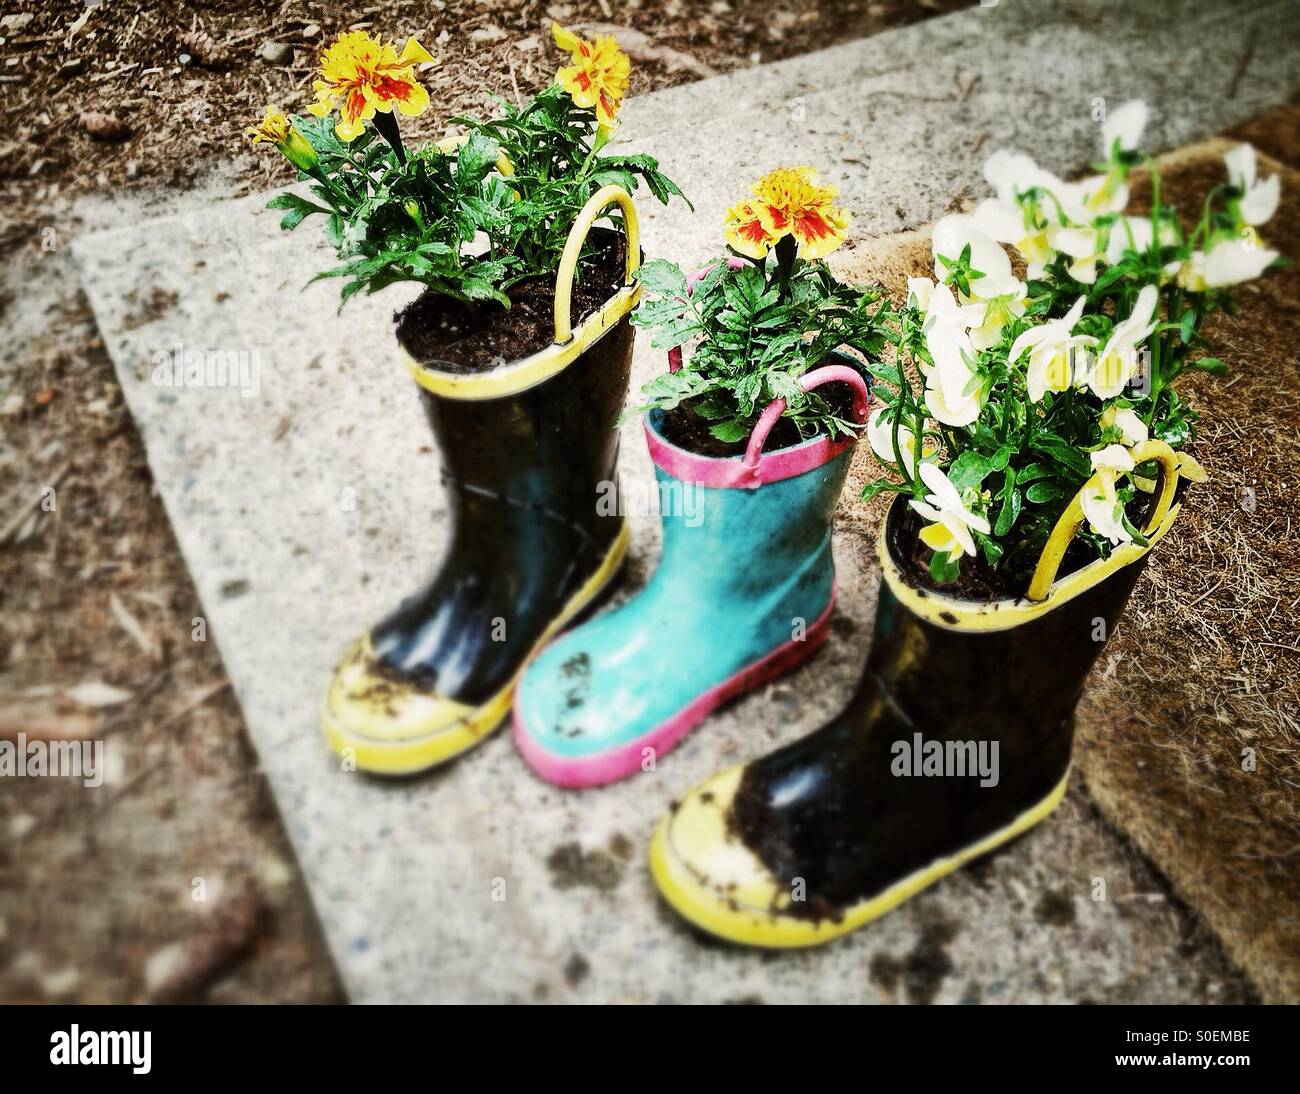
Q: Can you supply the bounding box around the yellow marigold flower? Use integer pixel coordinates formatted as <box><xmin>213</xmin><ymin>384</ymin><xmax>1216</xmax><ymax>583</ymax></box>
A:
<box><xmin>552</xmin><ymin>23</ymin><xmax>629</xmax><ymax>130</ymax></box>
<box><xmin>246</xmin><ymin>106</ymin><xmax>318</xmax><ymax>172</ymax></box>
<box><xmin>724</xmin><ymin>199</ymin><xmax>782</xmax><ymax>259</ymax></box>
<box><xmin>306</xmin><ymin>30</ymin><xmax>434</xmax><ymax>142</ymax></box>
<box><xmin>747</xmin><ymin>166</ymin><xmax>852</xmax><ymax>260</ymax></box>
<box><xmin>248</xmin><ymin>106</ymin><xmax>291</xmax><ymax>145</ymax></box>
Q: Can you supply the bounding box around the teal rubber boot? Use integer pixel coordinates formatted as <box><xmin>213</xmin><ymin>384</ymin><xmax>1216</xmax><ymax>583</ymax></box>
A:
<box><xmin>513</xmin><ymin>362</ymin><xmax>867</xmax><ymax>787</ymax></box>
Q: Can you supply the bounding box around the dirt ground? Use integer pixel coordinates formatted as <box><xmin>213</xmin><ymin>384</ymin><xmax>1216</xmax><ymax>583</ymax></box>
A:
<box><xmin>0</xmin><ymin>1</ymin><xmax>967</xmax><ymax>1004</ymax></box>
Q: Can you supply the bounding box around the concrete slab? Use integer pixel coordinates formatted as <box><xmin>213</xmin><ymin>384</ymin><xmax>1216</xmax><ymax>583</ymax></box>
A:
<box><xmin>71</xmin><ymin>0</ymin><xmax>1297</xmax><ymax>1001</ymax></box>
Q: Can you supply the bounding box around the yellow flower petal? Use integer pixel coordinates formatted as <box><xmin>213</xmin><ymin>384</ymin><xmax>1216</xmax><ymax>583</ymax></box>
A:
<box><xmin>552</xmin><ymin>22</ymin><xmax>583</xmax><ymax>54</ymax></box>
<box><xmin>309</xmin><ymin>29</ymin><xmax>432</xmax><ymax>138</ymax></box>
<box><xmin>395</xmin><ymin>81</ymin><xmax>430</xmax><ymax>117</ymax></box>
<box><xmin>552</xmin><ymin>26</ymin><xmax>628</xmax><ymax>124</ymax></box>
<box><xmin>397</xmin><ymin>37</ymin><xmax>434</xmax><ymax>66</ymax></box>
<box><xmin>728</xmin><ymin>166</ymin><xmax>851</xmax><ymax>259</ymax></box>
<box><xmin>724</xmin><ymin>199</ymin><xmax>778</xmax><ymax>259</ymax></box>
<box><xmin>919</xmin><ymin>522</ymin><xmax>960</xmax><ymax>557</ymax></box>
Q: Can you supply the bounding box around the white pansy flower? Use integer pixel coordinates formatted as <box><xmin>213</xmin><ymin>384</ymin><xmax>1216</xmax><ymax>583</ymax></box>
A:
<box><xmin>1101</xmin><ymin>404</ymin><xmax>1149</xmax><ymax>445</ymax></box>
<box><xmin>983</xmin><ymin>150</ymin><xmax>1061</xmax><ymax>208</ymax></box>
<box><xmin>1087</xmin><ymin>284</ymin><xmax>1158</xmax><ymax>399</ymax></box>
<box><xmin>1224</xmin><ymin>144</ymin><xmax>1280</xmax><ymax>227</ymax></box>
<box><xmin>963</xmin><ymin>293</ymin><xmax>1027</xmax><ymax>351</ymax></box>
<box><xmin>907</xmin><ymin>276</ymin><xmax>934</xmax><ymax>311</ymax></box>
<box><xmin>910</xmin><ymin>461</ymin><xmax>991</xmax><ymax>560</ymax></box>
<box><xmin>1102</xmin><ymin>100</ymin><xmax>1148</xmax><ymax>156</ymax></box>
<box><xmin>970</xmin><ymin>197</ymin><xmax>1025</xmax><ymax>245</ymax></box>
<box><xmin>924</xmin><ymin>369</ymin><xmax>984</xmax><ymax>428</ymax></box>
<box><xmin>1103</xmin><ymin>215</ymin><xmax>1151</xmax><ymax>265</ymax></box>
<box><xmin>932</xmin><ymin>213</ymin><xmax>1023</xmax><ymax>300</ymax></box>
<box><xmin>1047</xmin><ymin>223</ymin><xmax>1103</xmax><ymax>284</ymax></box>
<box><xmin>976</xmin><ymin>187</ymin><xmax>1053</xmax><ymax>273</ymax></box>
<box><xmin>923</xmin><ymin>312</ymin><xmax>984</xmax><ymax>427</ymax></box>
<box><xmin>1176</xmin><ymin>249</ymin><xmax>1208</xmax><ymax>291</ymax></box>
<box><xmin>1081</xmin><ymin>444</ymin><xmax>1137</xmax><ymax>546</ymax></box>
<box><xmin>867</xmin><ymin>406</ymin><xmax>935</xmax><ymax>467</ymax></box>
<box><xmin>1202</xmin><ymin>234</ymin><xmax>1280</xmax><ymax>288</ymax></box>
<box><xmin>1008</xmin><ymin>296</ymin><xmax>1096</xmax><ymax>403</ymax></box>
<box><xmin>921</xmin><ymin>280</ymin><xmax>966</xmax><ymax>336</ymax></box>
<box><xmin>1064</xmin><ymin>173</ymin><xmax>1129</xmax><ymax>220</ymax></box>
<box><xmin>922</xmin><ymin>288</ymin><xmax>984</xmax><ymax>427</ymax></box>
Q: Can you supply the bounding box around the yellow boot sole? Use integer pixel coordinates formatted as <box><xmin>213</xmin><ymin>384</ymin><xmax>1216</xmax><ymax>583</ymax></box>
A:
<box><xmin>322</xmin><ymin>522</ymin><xmax>629</xmax><ymax>776</ymax></box>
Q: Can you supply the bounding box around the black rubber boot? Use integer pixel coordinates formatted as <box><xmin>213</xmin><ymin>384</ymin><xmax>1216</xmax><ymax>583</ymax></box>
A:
<box><xmin>324</xmin><ymin>213</ymin><xmax>638</xmax><ymax>775</ymax></box>
<box><xmin>650</xmin><ymin>443</ymin><xmax>1202</xmax><ymax>946</ymax></box>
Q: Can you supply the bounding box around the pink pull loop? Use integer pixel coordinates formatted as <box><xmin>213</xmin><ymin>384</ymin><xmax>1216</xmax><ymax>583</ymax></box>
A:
<box><xmin>742</xmin><ymin>364</ymin><xmax>870</xmax><ymax>474</ymax></box>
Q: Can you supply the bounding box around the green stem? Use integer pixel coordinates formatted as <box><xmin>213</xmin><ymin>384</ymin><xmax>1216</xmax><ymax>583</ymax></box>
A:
<box><xmin>578</xmin><ymin>125</ymin><xmax>610</xmax><ymax>179</ymax></box>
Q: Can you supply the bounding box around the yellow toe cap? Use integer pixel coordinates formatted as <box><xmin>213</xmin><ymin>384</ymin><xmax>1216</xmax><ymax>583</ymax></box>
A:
<box><xmin>322</xmin><ymin>636</ymin><xmax>511</xmax><ymax>775</ymax></box>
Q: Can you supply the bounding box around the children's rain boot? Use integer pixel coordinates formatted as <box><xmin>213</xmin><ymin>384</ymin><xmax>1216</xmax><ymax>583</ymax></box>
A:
<box><xmin>323</xmin><ymin>188</ymin><xmax>641</xmax><ymax>775</ymax></box>
<box><xmin>650</xmin><ymin>441</ymin><xmax>1203</xmax><ymax>946</ymax></box>
<box><xmin>513</xmin><ymin>361</ymin><xmax>870</xmax><ymax>788</ymax></box>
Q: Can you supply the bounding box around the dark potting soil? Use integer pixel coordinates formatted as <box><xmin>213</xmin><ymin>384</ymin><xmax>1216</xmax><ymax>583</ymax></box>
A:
<box><xmin>657</xmin><ymin>375</ymin><xmax>866</xmax><ymax>459</ymax></box>
<box><xmin>396</xmin><ymin>230</ymin><xmax>627</xmax><ymax>372</ymax></box>
<box><xmin>895</xmin><ymin>503</ymin><xmax>1038</xmax><ymax>601</ymax></box>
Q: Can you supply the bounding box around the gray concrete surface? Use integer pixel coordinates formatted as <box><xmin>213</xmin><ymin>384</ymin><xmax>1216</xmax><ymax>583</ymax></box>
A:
<box><xmin>72</xmin><ymin>0</ymin><xmax>1298</xmax><ymax>1002</ymax></box>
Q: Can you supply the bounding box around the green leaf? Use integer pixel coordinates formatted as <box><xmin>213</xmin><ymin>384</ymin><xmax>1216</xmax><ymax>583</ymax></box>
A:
<box><xmin>266</xmin><ymin>192</ymin><xmax>331</xmax><ymax>231</ymax></box>
<box><xmin>1025</xmin><ymin>481</ymin><xmax>1065</xmax><ymax>504</ymax></box>
<box><xmin>976</xmin><ymin>532</ymin><xmax>1003</xmax><ymax>567</ymax></box>
<box><xmin>648</xmin><ymin>315</ymin><xmax>703</xmax><ymax>350</ymax></box>
<box><xmin>710</xmin><ymin>419</ymin><xmax>751</xmax><ymax>442</ymax></box>
<box><xmin>861</xmin><ymin>477</ymin><xmax>909</xmax><ymax>502</ymax></box>
<box><xmin>947</xmin><ymin>450</ymin><xmax>994</xmax><ymax>492</ymax></box>
<box><xmin>1189</xmin><ymin>357</ymin><xmax>1227</xmax><ymax>376</ymax></box>
<box><xmin>455</xmin><ymin>132</ymin><xmax>502</xmax><ymax>180</ymax></box>
<box><xmin>865</xmin><ymin>361</ymin><xmax>904</xmax><ymax>386</ymax></box>
<box><xmin>1015</xmin><ymin>461</ymin><xmax>1054</xmax><ymax>485</ymax></box>
<box><xmin>994</xmin><ymin>487</ymin><xmax>1022</xmax><ymax>536</ymax></box>
<box><xmin>634</xmin><ymin>259</ymin><xmax>689</xmax><ymax>299</ymax></box>
<box><xmin>929</xmin><ymin>551</ymin><xmax>960</xmax><ymax>586</ymax></box>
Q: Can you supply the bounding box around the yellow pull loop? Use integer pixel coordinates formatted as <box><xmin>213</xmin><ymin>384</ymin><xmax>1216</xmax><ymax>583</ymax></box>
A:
<box><xmin>553</xmin><ymin>185</ymin><xmax>641</xmax><ymax>346</ymax></box>
<box><xmin>1026</xmin><ymin>438</ymin><xmax>1182</xmax><ymax>602</ymax></box>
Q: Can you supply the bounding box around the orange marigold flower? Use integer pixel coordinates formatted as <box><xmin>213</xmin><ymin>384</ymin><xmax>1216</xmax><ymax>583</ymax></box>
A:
<box><xmin>724</xmin><ymin>199</ymin><xmax>782</xmax><ymax>259</ymax></box>
<box><xmin>306</xmin><ymin>30</ymin><xmax>434</xmax><ymax>142</ymax></box>
<box><xmin>741</xmin><ymin>166</ymin><xmax>852</xmax><ymax>260</ymax></box>
<box><xmin>552</xmin><ymin>23</ymin><xmax>629</xmax><ymax>130</ymax></box>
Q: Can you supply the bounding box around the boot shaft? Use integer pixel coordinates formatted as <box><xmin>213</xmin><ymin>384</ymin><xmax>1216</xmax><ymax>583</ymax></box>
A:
<box><xmin>642</xmin><ymin>375</ymin><xmax>862</xmax><ymax>602</ymax></box>
<box><xmin>419</xmin><ymin>318</ymin><xmax>633</xmax><ymax>539</ymax></box>
<box><xmin>824</xmin><ymin>493</ymin><xmax>1153</xmax><ymax>802</ymax></box>
<box><xmin>866</xmin><ymin>497</ymin><xmax>1146</xmax><ymax>746</ymax></box>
